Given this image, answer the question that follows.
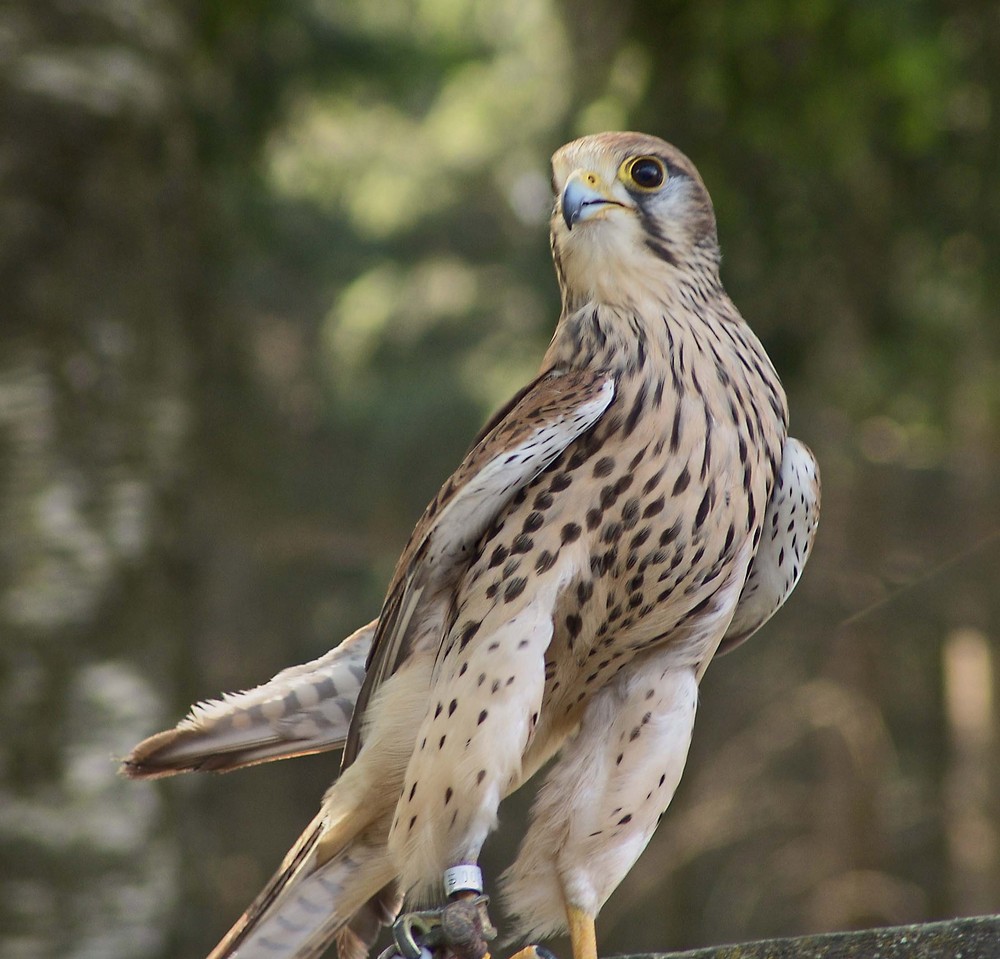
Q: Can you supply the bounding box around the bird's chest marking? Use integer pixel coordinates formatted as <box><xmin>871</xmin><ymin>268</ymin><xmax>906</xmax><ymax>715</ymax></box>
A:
<box><xmin>452</xmin><ymin>350</ymin><xmax>776</xmax><ymax>714</ymax></box>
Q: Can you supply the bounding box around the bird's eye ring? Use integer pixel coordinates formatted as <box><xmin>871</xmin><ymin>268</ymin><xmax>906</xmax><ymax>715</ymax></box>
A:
<box><xmin>622</xmin><ymin>156</ymin><xmax>666</xmax><ymax>191</ymax></box>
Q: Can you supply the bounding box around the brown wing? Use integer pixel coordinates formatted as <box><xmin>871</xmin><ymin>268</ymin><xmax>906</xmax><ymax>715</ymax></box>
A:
<box><xmin>718</xmin><ymin>437</ymin><xmax>820</xmax><ymax>654</ymax></box>
<box><xmin>342</xmin><ymin>367</ymin><xmax>616</xmax><ymax>765</ymax></box>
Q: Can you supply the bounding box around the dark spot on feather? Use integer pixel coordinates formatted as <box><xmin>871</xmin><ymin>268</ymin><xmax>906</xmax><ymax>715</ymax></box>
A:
<box><xmin>550</xmin><ymin>473</ymin><xmax>572</xmax><ymax>492</ymax></box>
<box><xmin>533</xmin><ymin>490</ymin><xmax>554</xmax><ymax>510</ymax></box>
<box><xmin>504</xmin><ymin>577</ymin><xmax>527</xmax><ymax>602</ymax></box>
<box><xmin>642</xmin><ymin>465</ymin><xmax>666</xmax><ymax>495</ymax></box>
<box><xmin>614</xmin><ymin>475</ymin><xmax>633</xmax><ymax>495</ymax></box>
<box><xmin>511</xmin><ymin>533</ymin><xmax>534</xmax><ymax>555</ymax></box>
<box><xmin>561</xmin><ymin>522</ymin><xmax>582</xmax><ymax>544</ymax></box>
<box><xmin>694</xmin><ymin>487</ymin><xmax>712</xmax><ymax>528</ymax></box>
<box><xmin>642</xmin><ymin>496</ymin><xmax>664</xmax><ymax>518</ymax></box>
<box><xmin>672</xmin><ymin>466</ymin><xmax>691</xmax><ymax>495</ymax></box>
<box><xmin>458</xmin><ymin>620</ymin><xmax>481</xmax><ymax>650</ymax></box>
<box><xmin>502</xmin><ymin>558</ymin><xmax>522</xmax><ymax>578</ymax></box>
<box><xmin>630</xmin><ymin>527</ymin><xmax>652</xmax><ymax>551</ymax></box>
<box><xmin>522</xmin><ymin>511</ymin><xmax>544</xmax><ymax>534</ymax></box>
<box><xmin>670</xmin><ymin>406</ymin><xmax>682</xmax><ymax>452</ymax></box>
<box><xmin>593</xmin><ymin>456</ymin><xmax>615</xmax><ymax>478</ymax></box>
<box><xmin>619</xmin><ymin>500</ymin><xmax>640</xmax><ymax>533</ymax></box>
<box><xmin>628</xmin><ymin>447</ymin><xmax>647</xmax><ymax>471</ymax></box>
<box><xmin>624</xmin><ymin>382</ymin><xmax>648</xmax><ymax>437</ymax></box>
<box><xmin>535</xmin><ymin>550</ymin><xmax>556</xmax><ymax>574</ymax></box>
<box><xmin>659</xmin><ymin>520</ymin><xmax>682</xmax><ymax>546</ymax></box>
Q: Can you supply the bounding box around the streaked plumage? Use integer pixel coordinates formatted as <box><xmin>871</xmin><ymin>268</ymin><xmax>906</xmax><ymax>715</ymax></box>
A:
<box><xmin>123</xmin><ymin>621</ymin><xmax>375</xmax><ymax>777</ymax></box>
<box><xmin>124</xmin><ymin>132</ymin><xmax>820</xmax><ymax>959</ymax></box>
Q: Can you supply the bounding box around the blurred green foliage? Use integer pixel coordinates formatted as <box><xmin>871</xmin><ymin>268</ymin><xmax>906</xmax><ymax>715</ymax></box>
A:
<box><xmin>1</xmin><ymin>1</ymin><xmax>998</xmax><ymax>958</ymax></box>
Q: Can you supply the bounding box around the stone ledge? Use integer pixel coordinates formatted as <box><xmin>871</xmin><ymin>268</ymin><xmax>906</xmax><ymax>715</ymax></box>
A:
<box><xmin>622</xmin><ymin>914</ymin><xmax>1000</xmax><ymax>959</ymax></box>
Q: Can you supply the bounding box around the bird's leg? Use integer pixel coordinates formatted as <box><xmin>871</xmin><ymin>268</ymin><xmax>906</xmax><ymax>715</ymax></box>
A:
<box><xmin>444</xmin><ymin>865</ymin><xmax>487</xmax><ymax>903</ymax></box>
<box><xmin>383</xmin><ymin>868</ymin><xmax>493</xmax><ymax>959</ymax></box>
<box><xmin>439</xmin><ymin>866</ymin><xmax>555</xmax><ymax>959</ymax></box>
<box><xmin>566</xmin><ymin>906</ymin><xmax>597</xmax><ymax>959</ymax></box>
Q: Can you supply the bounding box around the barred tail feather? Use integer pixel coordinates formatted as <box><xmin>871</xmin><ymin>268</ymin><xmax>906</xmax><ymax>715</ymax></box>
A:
<box><xmin>207</xmin><ymin>809</ymin><xmax>398</xmax><ymax>959</ymax></box>
<box><xmin>120</xmin><ymin>621</ymin><xmax>375</xmax><ymax>779</ymax></box>
<box><xmin>334</xmin><ymin>884</ymin><xmax>403</xmax><ymax>959</ymax></box>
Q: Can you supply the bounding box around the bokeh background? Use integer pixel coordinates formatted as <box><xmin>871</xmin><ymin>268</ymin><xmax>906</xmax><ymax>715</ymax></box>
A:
<box><xmin>2</xmin><ymin>1</ymin><xmax>999</xmax><ymax>957</ymax></box>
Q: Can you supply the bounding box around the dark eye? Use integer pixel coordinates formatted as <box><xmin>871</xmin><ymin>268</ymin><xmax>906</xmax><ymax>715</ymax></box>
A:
<box><xmin>624</xmin><ymin>156</ymin><xmax>666</xmax><ymax>191</ymax></box>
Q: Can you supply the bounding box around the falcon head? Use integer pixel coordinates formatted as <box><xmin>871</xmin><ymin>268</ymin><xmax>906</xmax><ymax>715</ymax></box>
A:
<box><xmin>550</xmin><ymin>132</ymin><xmax>720</xmax><ymax>307</ymax></box>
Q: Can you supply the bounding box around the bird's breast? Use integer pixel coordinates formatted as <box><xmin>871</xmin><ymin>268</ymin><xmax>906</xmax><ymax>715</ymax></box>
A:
<box><xmin>459</xmin><ymin>307</ymin><xmax>786</xmax><ymax>724</ymax></box>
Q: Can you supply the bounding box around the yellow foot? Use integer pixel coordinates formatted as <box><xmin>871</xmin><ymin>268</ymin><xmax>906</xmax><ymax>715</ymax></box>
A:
<box><xmin>567</xmin><ymin>906</ymin><xmax>597</xmax><ymax>959</ymax></box>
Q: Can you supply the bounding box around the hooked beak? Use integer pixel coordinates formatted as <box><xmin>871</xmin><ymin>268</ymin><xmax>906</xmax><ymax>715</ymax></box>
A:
<box><xmin>560</xmin><ymin>170</ymin><xmax>625</xmax><ymax>230</ymax></box>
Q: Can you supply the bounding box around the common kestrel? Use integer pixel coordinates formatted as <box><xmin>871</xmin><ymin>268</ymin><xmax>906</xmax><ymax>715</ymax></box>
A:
<box><xmin>124</xmin><ymin>132</ymin><xmax>820</xmax><ymax>959</ymax></box>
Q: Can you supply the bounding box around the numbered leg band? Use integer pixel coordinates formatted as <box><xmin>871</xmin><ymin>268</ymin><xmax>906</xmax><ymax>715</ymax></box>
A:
<box><xmin>443</xmin><ymin>864</ymin><xmax>484</xmax><ymax>897</ymax></box>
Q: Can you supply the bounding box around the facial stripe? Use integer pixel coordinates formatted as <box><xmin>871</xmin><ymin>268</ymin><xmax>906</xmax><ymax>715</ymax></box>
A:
<box><xmin>637</xmin><ymin>205</ymin><xmax>680</xmax><ymax>267</ymax></box>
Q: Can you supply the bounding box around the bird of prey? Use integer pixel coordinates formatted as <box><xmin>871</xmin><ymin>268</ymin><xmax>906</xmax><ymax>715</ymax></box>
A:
<box><xmin>124</xmin><ymin>132</ymin><xmax>820</xmax><ymax>959</ymax></box>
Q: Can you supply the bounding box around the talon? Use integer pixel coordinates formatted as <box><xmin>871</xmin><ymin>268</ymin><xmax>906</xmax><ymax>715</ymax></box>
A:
<box><xmin>440</xmin><ymin>895</ymin><xmax>494</xmax><ymax>959</ymax></box>
<box><xmin>391</xmin><ymin>909</ymin><xmax>445</xmax><ymax>959</ymax></box>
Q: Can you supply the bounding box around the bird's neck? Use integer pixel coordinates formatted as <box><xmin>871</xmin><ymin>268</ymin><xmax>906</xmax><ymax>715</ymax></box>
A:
<box><xmin>542</xmin><ymin>282</ymin><xmax>731</xmax><ymax>377</ymax></box>
<box><xmin>545</xmin><ymin>234</ymin><xmax>731</xmax><ymax>365</ymax></box>
<box><xmin>541</xmin><ymin>293</ymin><xmax>789</xmax><ymax>474</ymax></box>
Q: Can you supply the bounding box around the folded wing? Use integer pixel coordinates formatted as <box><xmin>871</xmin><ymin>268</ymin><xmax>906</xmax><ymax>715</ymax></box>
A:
<box><xmin>719</xmin><ymin>437</ymin><xmax>820</xmax><ymax>654</ymax></box>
